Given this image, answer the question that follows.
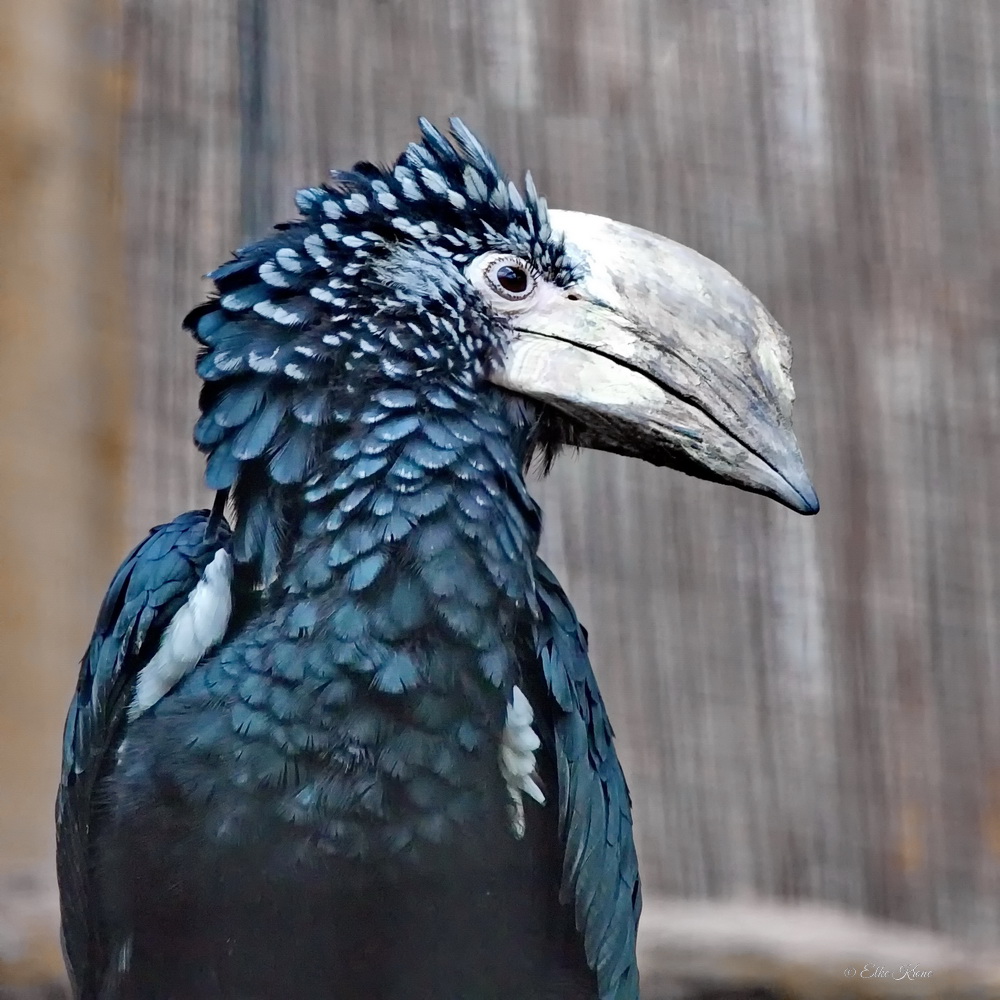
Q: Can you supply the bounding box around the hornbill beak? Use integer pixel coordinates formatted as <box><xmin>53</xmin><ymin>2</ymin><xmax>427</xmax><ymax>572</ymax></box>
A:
<box><xmin>493</xmin><ymin>210</ymin><xmax>819</xmax><ymax>514</ymax></box>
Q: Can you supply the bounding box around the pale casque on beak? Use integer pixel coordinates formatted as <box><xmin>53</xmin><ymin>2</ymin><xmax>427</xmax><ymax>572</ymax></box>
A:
<box><xmin>489</xmin><ymin>209</ymin><xmax>819</xmax><ymax>514</ymax></box>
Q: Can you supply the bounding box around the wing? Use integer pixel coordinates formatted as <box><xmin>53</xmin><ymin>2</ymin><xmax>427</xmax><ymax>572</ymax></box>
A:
<box><xmin>534</xmin><ymin>559</ymin><xmax>642</xmax><ymax>1000</ymax></box>
<box><xmin>56</xmin><ymin>509</ymin><xmax>232</xmax><ymax>998</ymax></box>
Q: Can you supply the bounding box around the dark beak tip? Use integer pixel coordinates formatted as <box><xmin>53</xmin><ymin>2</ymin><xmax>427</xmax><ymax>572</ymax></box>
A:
<box><xmin>793</xmin><ymin>491</ymin><xmax>821</xmax><ymax>516</ymax></box>
<box><xmin>768</xmin><ymin>448</ymin><xmax>819</xmax><ymax>515</ymax></box>
<box><xmin>783</xmin><ymin>477</ymin><xmax>820</xmax><ymax>515</ymax></box>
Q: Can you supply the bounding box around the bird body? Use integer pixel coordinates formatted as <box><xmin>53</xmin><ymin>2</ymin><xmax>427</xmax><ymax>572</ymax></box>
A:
<box><xmin>79</xmin><ymin>405</ymin><xmax>624</xmax><ymax>998</ymax></box>
<box><xmin>58</xmin><ymin>119</ymin><xmax>817</xmax><ymax>999</ymax></box>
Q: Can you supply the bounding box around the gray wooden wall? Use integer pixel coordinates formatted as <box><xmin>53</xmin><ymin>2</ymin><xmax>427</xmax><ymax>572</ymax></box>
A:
<box><xmin>123</xmin><ymin>0</ymin><xmax>1000</xmax><ymax>952</ymax></box>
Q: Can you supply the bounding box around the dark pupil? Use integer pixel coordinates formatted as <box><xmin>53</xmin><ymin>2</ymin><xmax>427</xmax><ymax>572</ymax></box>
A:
<box><xmin>496</xmin><ymin>264</ymin><xmax>528</xmax><ymax>294</ymax></box>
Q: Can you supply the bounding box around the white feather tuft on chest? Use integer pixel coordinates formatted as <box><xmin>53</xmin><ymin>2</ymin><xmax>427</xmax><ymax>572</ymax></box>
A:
<box><xmin>129</xmin><ymin>548</ymin><xmax>232</xmax><ymax>718</ymax></box>
<box><xmin>499</xmin><ymin>685</ymin><xmax>545</xmax><ymax>838</ymax></box>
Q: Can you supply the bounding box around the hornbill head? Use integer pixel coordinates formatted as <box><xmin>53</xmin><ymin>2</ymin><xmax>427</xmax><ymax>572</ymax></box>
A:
<box><xmin>488</xmin><ymin>210</ymin><xmax>818</xmax><ymax>513</ymax></box>
<box><xmin>193</xmin><ymin>118</ymin><xmax>817</xmax><ymax>546</ymax></box>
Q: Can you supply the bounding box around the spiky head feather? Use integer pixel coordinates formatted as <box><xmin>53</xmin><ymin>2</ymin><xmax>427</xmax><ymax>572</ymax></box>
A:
<box><xmin>187</xmin><ymin>119</ymin><xmax>579</xmax><ymax>580</ymax></box>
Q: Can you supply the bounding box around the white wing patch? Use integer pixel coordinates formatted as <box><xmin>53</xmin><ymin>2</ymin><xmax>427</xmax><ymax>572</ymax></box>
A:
<box><xmin>499</xmin><ymin>685</ymin><xmax>545</xmax><ymax>838</ymax></box>
<box><xmin>129</xmin><ymin>549</ymin><xmax>233</xmax><ymax>718</ymax></box>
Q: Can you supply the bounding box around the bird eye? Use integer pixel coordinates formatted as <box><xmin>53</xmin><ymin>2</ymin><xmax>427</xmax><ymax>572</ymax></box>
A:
<box><xmin>468</xmin><ymin>253</ymin><xmax>538</xmax><ymax>309</ymax></box>
<box><xmin>494</xmin><ymin>264</ymin><xmax>530</xmax><ymax>296</ymax></box>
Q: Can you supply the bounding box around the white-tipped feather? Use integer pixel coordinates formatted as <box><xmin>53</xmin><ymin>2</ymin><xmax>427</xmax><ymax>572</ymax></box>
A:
<box><xmin>248</xmin><ymin>349</ymin><xmax>279</xmax><ymax>373</ymax></box>
<box><xmin>275</xmin><ymin>247</ymin><xmax>303</xmax><ymax>273</ymax></box>
<box><xmin>394</xmin><ymin>166</ymin><xmax>423</xmax><ymax>202</ymax></box>
<box><xmin>344</xmin><ymin>192</ymin><xmax>369</xmax><ymax>213</ymax></box>
<box><xmin>463</xmin><ymin>166</ymin><xmax>488</xmax><ymax>203</ymax></box>
<box><xmin>499</xmin><ymin>685</ymin><xmax>546</xmax><ymax>838</ymax></box>
<box><xmin>129</xmin><ymin>549</ymin><xmax>233</xmax><ymax>718</ymax></box>
<box><xmin>258</xmin><ymin>261</ymin><xmax>291</xmax><ymax>288</ymax></box>
<box><xmin>420</xmin><ymin>167</ymin><xmax>450</xmax><ymax>196</ymax></box>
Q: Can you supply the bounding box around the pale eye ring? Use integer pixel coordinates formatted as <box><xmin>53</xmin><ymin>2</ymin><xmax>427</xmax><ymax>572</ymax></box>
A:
<box><xmin>482</xmin><ymin>255</ymin><xmax>536</xmax><ymax>301</ymax></box>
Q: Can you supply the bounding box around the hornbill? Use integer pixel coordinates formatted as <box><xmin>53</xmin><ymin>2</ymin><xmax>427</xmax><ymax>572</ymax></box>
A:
<box><xmin>57</xmin><ymin>119</ymin><xmax>818</xmax><ymax>1000</ymax></box>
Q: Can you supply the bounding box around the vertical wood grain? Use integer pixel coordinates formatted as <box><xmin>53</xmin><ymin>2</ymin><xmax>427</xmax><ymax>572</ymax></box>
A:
<box><xmin>0</xmin><ymin>0</ymin><xmax>126</xmax><ymax>984</ymax></box>
<box><xmin>120</xmin><ymin>0</ymin><xmax>1000</xmax><ymax>950</ymax></box>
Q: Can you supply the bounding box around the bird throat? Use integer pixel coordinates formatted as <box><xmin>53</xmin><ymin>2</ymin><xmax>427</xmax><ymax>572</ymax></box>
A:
<box><xmin>251</xmin><ymin>378</ymin><xmax>543</xmax><ymax>605</ymax></box>
<box><xmin>208</xmin><ymin>377</ymin><xmax>547</xmax><ymax>862</ymax></box>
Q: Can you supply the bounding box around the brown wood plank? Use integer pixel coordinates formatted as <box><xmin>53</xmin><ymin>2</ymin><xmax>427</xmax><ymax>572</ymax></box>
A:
<box><xmin>0</xmin><ymin>0</ymin><xmax>127</xmax><ymax>987</ymax></box>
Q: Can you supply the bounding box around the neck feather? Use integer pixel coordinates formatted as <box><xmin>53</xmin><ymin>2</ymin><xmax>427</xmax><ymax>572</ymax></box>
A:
<box><xmin>231</xmin><ymin>380</ymin><xmax>543</xmax><ymax>683</ymax></box>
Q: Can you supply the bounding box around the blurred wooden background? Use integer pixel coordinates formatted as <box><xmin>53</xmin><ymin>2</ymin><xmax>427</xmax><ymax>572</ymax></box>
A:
<box><xmin>0</xmin><ymin>0</ymin><xmax>127</xmax><ymax>992</ymax></box>
<box><xmin>4</xmin><ymin>1</ymin><xmax>1000</xmax><ymax>997</ymax></box>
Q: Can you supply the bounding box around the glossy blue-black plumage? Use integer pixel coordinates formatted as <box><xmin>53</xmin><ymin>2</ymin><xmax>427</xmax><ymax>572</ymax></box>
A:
<box><xmin>57</xmin><ymin>511</ymin><xmax>229</xmax><ymax>999</ymax></box>
<box><xmin>58</xmin><ymin>119</ymin><xmax>641</xmax><ymax>1000</ymax></box>
<box><xmin>535</xmin><ymin>562</ymin><xmax>641</xmax><ymax>995</ymax></box>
